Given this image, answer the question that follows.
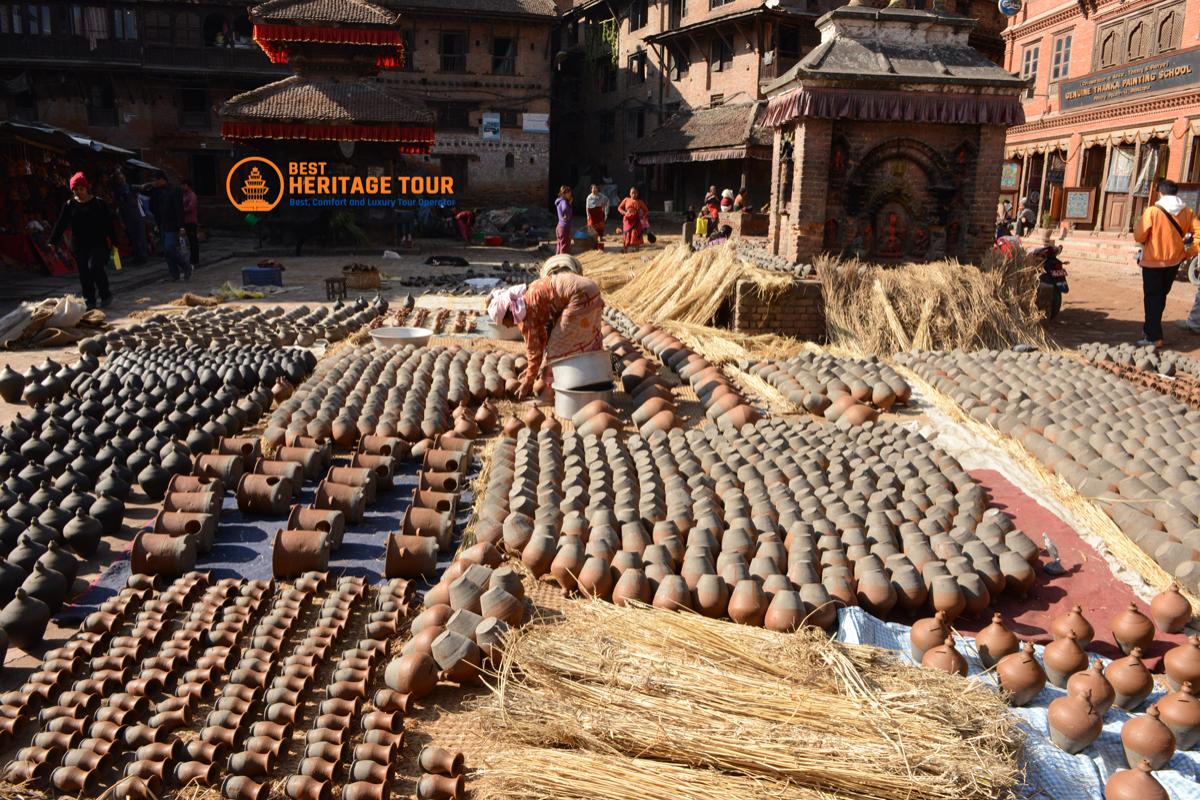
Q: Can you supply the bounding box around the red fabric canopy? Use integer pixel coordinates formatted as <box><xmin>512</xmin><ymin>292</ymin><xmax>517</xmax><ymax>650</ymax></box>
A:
<box><xmin>253</xmin><ymin>23</ymin><xmax>405</xmax><ymax>68</ymax></box>
<box><xmin>222</xmin><ymin>121</ymin><xmax>434</xmax><ymax>151</ymax></box>
<box><xmin>763</xmin><ymin>87</ymin><xmax>1025</xmax><ymax>128</ymax></box>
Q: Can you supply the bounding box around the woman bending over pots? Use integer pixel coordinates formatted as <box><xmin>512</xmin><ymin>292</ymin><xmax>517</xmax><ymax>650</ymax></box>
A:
<box><xmin>488</xmin><ymin>254</ymin><xmax>605</xmax><ymax>399</ymax></box>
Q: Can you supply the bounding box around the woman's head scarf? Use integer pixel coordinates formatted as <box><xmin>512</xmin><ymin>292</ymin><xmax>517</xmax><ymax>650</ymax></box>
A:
<box><xmin>540</xmin><ymin>254</ymin><xmax>582</xmax><ymax>278</ymax></box>
<box><xmin>487</xmin><ymin>284</ymin><xmax>528</xmax><ymax>325</ymax></box>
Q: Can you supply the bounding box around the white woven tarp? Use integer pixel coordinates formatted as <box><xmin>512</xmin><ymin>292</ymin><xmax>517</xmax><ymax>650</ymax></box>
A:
<box><xmin>837</xmin><ymin>607</ymin><xmax>1200</xmax><ymax>799</ymax></box>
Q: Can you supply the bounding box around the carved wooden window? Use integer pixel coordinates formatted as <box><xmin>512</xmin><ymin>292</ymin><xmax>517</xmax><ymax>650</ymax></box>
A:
<box><xmin>1097</xmin><ymin>27</ymin><xmax>1119</xmax><ymax>69</ymax></box>
<box><xmin>1156</xmin><ymin>7</ymin><xmax>1180</xmax><ymax>53</ymax></box>
<box><xmin>1126</xmin><ymin>18</ymin><xmax>1148</xmax><ymax>62</ymax></box>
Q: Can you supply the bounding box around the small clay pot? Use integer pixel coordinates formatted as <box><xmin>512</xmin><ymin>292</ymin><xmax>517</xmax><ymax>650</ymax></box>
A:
<box><xmin>419</xmin><ymin>745</ymin><xmax>464</xmax><ymax>776</ymax></box>
<box><xmin>975</xmin><ymin>613</ymin><xmax>1019</xmax><ymax>669</ymax></box>
<box><xmin>1106</xmin><ymin>648</ymin><xmax>1154</xmax><ymax>712</ymax></box>
<box><xmin>1157</xmin><ymin>681</ymin><xmax>1200</xmax><ymax>750</ymax></box>
<box><xmin>1049</xmin><ymin>605</ymin><xmax>1094</xmax><ymax>648</ymax></box>
<box><xmin>727</xmin><ymin>579</ymin><xmax>767</xmax><ymax>626</ymax></box>
<box><xmin>1121</xmin><ymin>705</ymin><xmax>1176</xmax><ymax>770</ymax></box>
<box><xmin>417</xmin><ymin>773</ymin><xmax>464</xmax><ymax>800</ymax></box>
<box><xmin>1104</xmin><ymin>759</ymin><xmax>1168</xmax><ymax>800</ymax></box>
<box><xmin>1067</xmin><ymin>661</ymin><xmax>1115</xmax><ymax>716</ymax></box>
<box><xmin>383</xmin><ymin>653</ymin><xmax>439</xmax><ymax>699</ymax></box>
<box><xmin>222</xmin><ymin>774</ymin><xmax>268</xmax><ymax>800</ymax></box>
<box><xmin>272</xmin><ymin>530</ymin><xmax>330</xmax><ymax>579</ymax></box>
<box><xmin>1164</xmin><ymin>636</ymin><xmax>1200</xmax><ymax>691</ymax></box>
<box><xmin>1047</xmin><ymin>691</ymin><xmax>1103</xmax><ymax>754</ymax></box>
<box><xmin>995</xmin><ymin>642</ymin><xmax>1046</xmax><ymax>707</ymax></box>
<box><xmin>1042</xmin><ymin>632</ymin><xmax>1089</xmax><ymax>689</ymax></box>
<box><xmin>909</xmin><ymin>611</ymin><xmax>949</xmax><ymax>665</ymax></box>
<box><xmin>1150</xmin><ymin>583</ymin><xmax>1192</xmax><ymax>634</ymax></box>
<box><xmin>1111</xmin><ymin>603</ymin><xmax>1156</xmax><ymax>655</ymax></box>
<box><xmin>922</xmin><ymin>637</ymin><xmax>967</xmax><ymax>677</ymax></box>
<box><xmin>285</xmin><ymin>775</ymin><xmax>332</xmax><ymax>800</ymax></box>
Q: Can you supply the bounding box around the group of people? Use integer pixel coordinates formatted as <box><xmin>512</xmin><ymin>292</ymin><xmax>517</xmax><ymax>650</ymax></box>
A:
<box><xmin>559</xmin><ymin>185</ymin><xmax>653</xmax><ymax>254</ymax></box>
<box><xmin>997</xmin><ymin>197</ymin><xmax>1038</xmax><ymax>237</ymax></box>
<box><xmin>48</xmin><ymin>168</ymin><xmax>202</xmax><ymax>309</ymax></box>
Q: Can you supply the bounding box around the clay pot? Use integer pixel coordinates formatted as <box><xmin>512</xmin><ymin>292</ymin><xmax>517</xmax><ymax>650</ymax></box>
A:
<box><xmin>995</xmin><ymin>642</ymin><xmax>1047</xmax><ymax>706</ymax></box>
<box><xmin>222</xmin><ymin>774</ymin><xmax>268</xmax><ymax>800</ymax></box>
<box><xmin>975</xmin><ymin>613</ymin><xmax>1019</xmax><ymax>669</ymax></box>
<box><xmin>1047</xmin><ymin>691</ymin><xmax>1103</xmax><ymax>754</ymax></box>
<box><xmin>237</xmin><ymin>474</ymin><xmax>292</xmax><ymax>516</ymax></box>
<box><xmin>1067</xmin><ymin>661</ymin><xmax>1115</xmax><ymax>716</ymax></box>
<box><xmin>152</xmin><ymin>510</ymin><xmax>216</xmax><ymax>553</ymax></box>
<box><xmin>419</xmin><ymin>746</ymin><xmax>464</xmax><ymax>776</ymax></box>
<box><xmin>909</xmin><ymin>612</ymin><xmax>949</xmax><ymax>664</ymax></box>
<box><xmin>1104</xmin><ymin>760</ymin><xmax>1168</xmax><ymax>800</ymax></box>
<box><xmin>385</xmin><ymin>535</ymin><xmax>438</xmax><ymax>579</ymax></box>
<box><xmin>0</xmin><ymin>364</ymin><xmax>24</xmax><ymax>402</ymax></box>
<box><xmin>417</xmin><ymin>774</ymin><xmax>464</xmax><ymax>800</ymax></box>
<box><xmin>1049</xmin><ymin>605</ymin><xmax>1094</xmax><ymax>648</ymax></box>
<box><xmin>922</xmin><ymin>637</ymin><xmax>967</xmax><ymax>677</ymax></box>
<box><xmin>0</xmin><ymin>587</ymin><xmax>51</xmax><ymax>649</ymax></box>
<box><xmin>575</xmin><ymin>556</ymin><xmax>614</xmax><ymax>600</ymax></box>
<box><xmin>315</xmin><ymin>480</ymin><xmax>367</xmax><ymax>523</ymax></box>
<box><xmin>63</xmin><ymin>509</ymin><xmax>103</xmax><ymax>558</ymax></box>
<box><xmin>611</xmin><ymin>568</ymin><xmax>652</xmax><ymax>608</ymax></box>
<box><xmin>652</xmin><ymin>575</ymin><xmax>692</xmax><ymax>612</ymax></box>
<box><xmin>1122</xmin><ymin>705</ymin><xmax>1176</xmax><ymax>769</ymax></box>
<box><xmin>693</xmin><ymin>574</ymin><xmax>729</xmax><ymax>618</ymax></box>
<box><xmin>287</xmin><ymin>506</ymin><xmax>346</xmax><ymax>549</ymax></box>
<box><xmin>1156</xmin><ymin>681</ymin><xmax>1200</xmax><ymax>750</ymax></box>
<box><xmin>1106</xmin><ymin>648</ymin><xmax>1155</xmax><ymax>711</ymax></box>
<box><xmin>727</xmin><ymin>579</ymin><xmax>767</xmax><ymax>626</ymax></box>
<box><xmin>383</xmin><ymin>653</ymin><xmax>439</xmax><ymax>699</ymax></box>
<box><xmin>929</xmin><ymin>575</ymin><xmax>965</xmax><ymax>623</ymax></box>
<box><xmin>1164</xmin><ymin>636</ymin><xmax>1200</xmax><ymax>691</ymax></box>
<box><xmin>1151</xmin><ymin>583</ymin><xmax>1192</xmax><ymax>634</ymax></box>
<box><xmin>1042</xmin><ymin>632</ymin><xmax>1089</xmax><ymax>688</ymax></box>
<box><xmin>1111</xmin><ymin>603</ymin><xmax>1156</xmax><ymax>655</ymax></box>
<box><xmin>131</xmin><ymin>532</ymin><xmax>197</xmax><ymax>577</ymax></box>
<box><xmin>763</xmin><ymin>590</ymin><xmax>805</xmax><ymax>633</ymax></box>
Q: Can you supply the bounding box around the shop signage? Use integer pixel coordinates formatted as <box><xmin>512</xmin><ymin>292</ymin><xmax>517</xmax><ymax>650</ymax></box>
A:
<box><xmin>481</xmin><ymin>113</ymin><xmax>501</xmax><ymax>142</ymax></box>
<box><xmin>1059</xmin><ymin>47</ymin><xmax>1200</xmax><ymax>112</ymax></box>
<box><xmin>997</xmin><ymin>0</ymin><xmax>1022</xmax><ymax>16</ymax></box>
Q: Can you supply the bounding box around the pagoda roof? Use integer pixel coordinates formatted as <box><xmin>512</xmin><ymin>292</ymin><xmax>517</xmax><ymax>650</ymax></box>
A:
<box><xmin>252</xmin><ymin>0</ymin><xmax>401</xmax><ymax>27</ymax></box>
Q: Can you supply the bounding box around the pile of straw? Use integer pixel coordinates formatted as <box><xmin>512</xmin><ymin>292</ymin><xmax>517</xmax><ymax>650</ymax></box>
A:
<box><xmin>816</xmin><ymin>252</ymin><xmax>1048</xmax><ymax>357</ymax></box>
<box><xmin>577</xmin><ymin>250</ymin><xmax>642</xmax><ymax>293</ymax></box>
<box><xmin>606</xmin><ymin>243</ymin><xmax>795</xmax><ymax>327</ymax></box>
<box><xmin>477</xmin><ymin>603</ymin><xmax>1023</xmax><ymax>800</ymax></box>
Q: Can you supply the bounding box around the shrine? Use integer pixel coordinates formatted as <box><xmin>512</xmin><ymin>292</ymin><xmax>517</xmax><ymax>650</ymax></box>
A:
<box><xmin>762</xmin><ymin>4</ymin><xmax>1026</xmax><ymax>264</ymax></box>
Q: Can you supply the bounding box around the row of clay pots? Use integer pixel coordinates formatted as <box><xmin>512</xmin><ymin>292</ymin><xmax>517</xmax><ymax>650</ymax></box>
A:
<box><xmin>898</xmin><ymin>350</ymin><xmax>1200</xmax><ymax>594</ymax></box>
<box><xmin>1080</xmin><ymin>341</ymin><xmax>1200</xmax><ymax>382</ymax></box>
<box><xmin>75</xmin><ymin>300</ymin><xmax>383</xmax><ymax>357</ymax></box>
<box><xmin>416</xmin><ymin>746</ymin><xmax>466</xmax><ymax>800</ymax></box>
<box><xmin>603</xmin><ymin>324</ymin><xmax>681</xmax><ymax>438</ymax></box>
<box><xmin>746</xmin><ymin>352</ymin><xmax>911</xmax><ymax>413</ymax></box>
<box><xmin>391</xmin><ymin>438</ymin><xmax>473</xmax><ymax>566</ymax></box>
<box><xmin>281</xmin><ymin>578</ymin><xmax>411</xmax><ymax>800</ymax></box>
<box><xmin>388</xmin><ymin>550</ymin><xmax>524</xmax><ymax>699</ymax></box>
<box><xmin>371</xmin><ymin>306</ymin><xmax>479</xmax><ymax>336</ymax></box>
<box><xmin>473</xmin><ymin>415</ymin><xmax>1029</xmax><ymax>627</ymax></box>
<box><xmin>1092</xmin><ymin>358</ymin><xmax>1200</xmax><ymax>412</ymax></box>
<box><xmin>2</xmin><ymin>572</ymin><xmax>209</xmax><ymax>793</ymax></box>
<box><xmin>264</xmin><ymin>344</ymin><xmax>522</xmax><ymax>451</ymax></box>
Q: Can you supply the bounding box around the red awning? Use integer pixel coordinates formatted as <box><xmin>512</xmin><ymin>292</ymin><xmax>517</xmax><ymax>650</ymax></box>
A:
<box><xmin>763</xmin><ymin>87</ymin><xmax>1025</xmax><ymax>128</ymax></box>
<box><xmin>222</xmin><ymin>121</ymin><xmax>434</xmax><ymax>151</ymax></box>
<box><xmin>253</xmin><ymin>23</ymin><xmax>404</xmax><ymax>68</ymax></box>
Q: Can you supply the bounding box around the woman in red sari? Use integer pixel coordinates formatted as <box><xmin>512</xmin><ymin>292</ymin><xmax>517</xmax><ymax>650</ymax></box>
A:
<box><xmin>617</xmin><ymin>187</ymin><xmax>649</xmax><ymax>254</ymax></box>
<box><xmin>487</xmin><ymin>254</ymin><xmax>604</xmax><ymax>398</ymax></box>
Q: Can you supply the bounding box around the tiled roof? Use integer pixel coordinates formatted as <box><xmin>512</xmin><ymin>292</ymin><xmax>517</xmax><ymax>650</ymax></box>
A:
<box><xmin>222</xmin><ymin>75</ymin><xmax>433</xmax><ymax>125</ymax></box>
<box><xmin>253</xmin><ymin>0</ymin><xmax>401</xmax><ymax>26</ymax></box>
<box><xmin>633</xmin><ymin>102</ymin><xmax>768</xmax><ymax>155</ymax></box>
<box><xmin>379</xmin><ymin>0</ymin><xmax>557</xmax><ymax>18</ymax></box>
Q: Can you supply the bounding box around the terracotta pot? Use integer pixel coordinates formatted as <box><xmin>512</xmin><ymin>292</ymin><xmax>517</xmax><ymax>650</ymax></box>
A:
<box><xmin>196</xmin><ymin>454</ymin><xmax>244</xmax><ymax>488</ymax></box>
<box><xmin>1150</xmin><ymin>583</ymin><xmax>1192</xmax><ymax>634</ymax></box>
<box><xmin>272</xmin><ymin>530</ymin><xmax>330</xmax><ymax>579</ymax></box>
<box><xmin>222</xmin><ymin>774</ymin><xmax>268</xmax><ymax>800</ymax></box>
<box><xmin>611</xmin><ymin>568</ymin><xmax>652</xmax><ymax>608</ymax></box>
<box><xmin>417</xmin><ymin>774</ymin><xmax>464</xmax><ymax>800</ymax></box>
<box><xmin>299</xmin><ymin>758</ymin><xmax>336</xmax><ymax>782</ymax></box>
<box><xmin>693</xmin><ymin>573</ymin><xmax>729</xmax><ymax>618</ymax></box>
<box><xmin>421</xmin><ymin>471</ymin><xmax>461</xmax><ymax>493</ymax></box>
<box><xmin>401</xmin><ymin>506</ymin><xmax>453</xmax><ymax>551</ymax></box>
<box><xmin>1164</xmin><ymin>636</ymin><xmax>1200</xmax><ymax>691</ymax></box>
<box><xmin>343</xmin><ymin>782</ymin><xmax>388</xmax><ymax>800</ymax></box>
<box><xmin>287</xmin><ymin>506</ymin><xmax>346</xmax><ymax>549</ymax></box>
<box><xmin>152</xmin><ymin>510</ymin><xmax>217</xmax><ymax>553</ymax></box>
<box><xmin>1043</xmin><ymin>632</ymin><xmax>1089</xmax><ymax>689</ymax></box>
<box><xmin>285</xmin><ymin>775</ymin><xmax>332</xmax><ymax>800</ymax></box>
<box><xmin>385</xmin><ymin>535</ymin><xmax>438</xmax><ymax>580</ymax></box>
<box><xmin>255</xmin><ymin>460</ymin><xmax>305</xmax><ymax>498</ymax></box>
<box><xmin>1106</xmin><ymin>648</ymin><xmax>1155</xmax><ymax>711</ymax></box>
<box><xmin>237</xmin><ymin>474</ymin><xmax>292</xmax><ymax>516</ymax></box>
<box><xmin>1067</xmin><ymin>661</ymin><xmax>1115</xmax><ymax>716</ymax></box>
<box><xmin>550</xmin><ymin>538</ymin><xmax>586</xmax><ymax>595</ymax></box>
<box><xmin>315</xmin><ymin>480</ymin><xmax>367</xmax><ymax>524</ymax></box>
<box><xmin>1111</xmin><ymin>603</ymin><xmax>1156</xmax><ymax>655</ymax></box>
<box><xmin>575</xmin><ymin>556</ymin><xmax>614</xmax><ymax>600</ymax></box>
<box><xmin>652</xmin><ymin>575</ymin><xmax>693</xmax><ymax>611</ymax></box>
<box><xmin>763</xmin><ymin>590</ymin><xmax>805</xmax><ymax>633</ymax></box>
<box><xmin>111</xmin><ymin>776</ymin><xmax>159</xmax><ymax>800</ymax></box>
<box><xmin>1049</xmin><ymin>605</ymin><xmax>1094</xmax><ymax>648</ymax></box>
<box><xmin>1047</xmin><ymin>691</ymin><xmax>1103</xmax><ymax>754</ymax></box>
<box><xmin>383</xmin><ymin>653</ymin><xmax>439</xmax><ymax>698</ymax></box>
<box><xmin>909</xmin><ymin>611</ymin><xmax>949</xmax><ymax>665</ymax></box>
<box><xmin>975</xmin><ymin>613</ymin><xmax>1019</xmax><ymax>669</ymax></box>
<box><xmin>1121</xmin><ymin>704</ymin><xmax>1176</xmax><ymax>769</ymax></box>
<box><xmin>219</xmin><ymin>437</ymin><xmax>263</xmax><ymax>471</ymax></box>
<box><xmin>995</xmin><ymin>642</ymin><xmax>1047</xmax><ymax>707</ymax></box>
<box><xmin>1104</xmin><ymin>759</ymin><xmax>1168</xmax><ymax>800</ymax></box>
<box><xmin>922</xmin><ymin>636</ymin><xmax>967</xmax><ymax>677</ymax></box>
<box><xmin>418</xmin><ymin>745</ymin><xmax>464</xmax><ymax>776</ymax></box>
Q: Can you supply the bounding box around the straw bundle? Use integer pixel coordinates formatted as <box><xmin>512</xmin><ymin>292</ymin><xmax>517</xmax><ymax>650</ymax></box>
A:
<box><xmin>609</xmin><ymin>243</ymin><xmax>795</xmax><ymax>327</ymax></box>
<box><xmin>475</xmin><ymin>747</ymin><xmax>839</xmax><ymax>800</ymax></box>
<box><xmin>481</xmin><ymin>602</ymin><xmax>1022</xmax><ymax>800</ymax></box>
<box><xmin>897</xmin><ymin>364</ymin><xmax>1200</xmax><ymax>615</ymax></box>
<box><xmin>816</xmin><ymin>252</ymin><xmax>1049</xmax><ymax>357</ymax></box>
<box><xmin>577</xmin><ymin>250</ymin><xmax>643</xmax><ymax>293</ymax></box>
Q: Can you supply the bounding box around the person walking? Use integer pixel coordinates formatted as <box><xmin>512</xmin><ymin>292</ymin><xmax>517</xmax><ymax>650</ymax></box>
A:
<box><xmin>48</xmin><ymin>172</ymin><xmax>114</xmax><ymax>310</ymax></box>
<box><xmin>555</xmin><ymin>186</ymin><xmax>573</xmax><ymax>255</ymax></box>
<box><xmin>141</xmin><ymin>171</ymin><xmax>190</xmax><ymax>281</ymax></box>
<box><xmin>181</xmin><ymin>179</ymin><xmax>200</xmax><ymax>272</ymax></box>
<box><xmin>1133</xmin><ymin>179</ymin><xmax>1200</xmax><ymax>347</ymax></box>
<box><xmin>585</xmin><ymin>184</ymin><xmax>610</xmax><ymax>250</ymax></box>
<box><xmin>618</xmin><ymin>187</ymin><xmax>649</xmax><ymax>254</ymax></box>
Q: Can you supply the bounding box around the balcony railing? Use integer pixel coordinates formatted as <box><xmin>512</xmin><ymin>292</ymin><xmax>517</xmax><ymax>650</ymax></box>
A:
<box><xmin>0</xmin><ymin>34</ymin><xmax>281</xmax><ymax>74</ymax></box>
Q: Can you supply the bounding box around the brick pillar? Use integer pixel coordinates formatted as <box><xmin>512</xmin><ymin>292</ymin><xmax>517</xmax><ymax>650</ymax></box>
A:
<box><xmin>768</xmin><ymin>127</ymin><xmax>784</xmax><ymax>255</ymax></box>
<box><xmin>969</xmin><ymin>124</ymin><xmax>1009</xmax><ymax>259</ymax></box>
<box><xmin>788</xmin><ymin>118</ymin><xmax>833</xmax><ymax>263</ymax></box>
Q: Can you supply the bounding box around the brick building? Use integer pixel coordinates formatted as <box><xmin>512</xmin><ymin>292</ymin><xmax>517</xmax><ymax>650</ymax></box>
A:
<box><xmin>763</xmin><ymin>6</ymin><xmax>1025</xmax><ymax>263</ymax></box>
<box><xmin>553</xmin><ymin>0</ymin><xmax>1007</xmax><ymax>211</ymax></box>
<box><xmin>377</xmin><ymin>0</ymin><xmax>557</xmax><ymax>207</ymax></box>
<box><xmin>1002</xmin><ymin>0</ymin><xmax>1200</xmax><ymax>265</ymax></box>
<box><xmin>0</xmin><ymin>1</ymin><xmax>286</xmax><ymax>204</ymax></box>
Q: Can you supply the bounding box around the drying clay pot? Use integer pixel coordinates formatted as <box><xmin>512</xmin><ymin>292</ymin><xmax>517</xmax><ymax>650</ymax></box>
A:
<box><xmin>975</xmin><ymin>613</ymin><xmax>1019</xmax><ymax>669</ymax></box>
<box><xmin>909</xmin><ymin>611</ymin><xmax>949</xmax><ymax>664</ymax></box>
<box><xmin>419</xmin><ymin>746</ymin><xmax>464</xmax><ymax>776</ymax></box>
<box><xmin>922</xmin><ymin>637</ymin><xmax>967</xmax><ymax>677</ymax></box>
<box><xmin>1164</xmin><ymin>636</ymin><xmax>1200</xmax><ymax>691</ymax></box>
<box><xmin>1104</xmin><ymin>760</ymin><xmax>1168</xmax><ymax>800</ymax></box>
<box><xmin>272</xmin><ymin>530</ymin><xmax>330</xmax><ymax>579</ymax></box>
<box><xmin>1121</xmin><ymin>705</ymin><xmax>1176</xmax><ymax>770</ymax></box>
<box><xmin>995</xmin><ymin>642</ymin><xmax>1046</xmax><ymax>707</ymax></box>
<box><xmin>385</xmin><ymin>535</ymin><xmax>438</xmax><ymax>579</ymax></box>
<box><xmin>1157</xmin><ymin>681</ymin><xmax>1200</xmax><ymax>751</ymax></box>
<box><xmin>1106</xmin><ymin>648</ymin><xmax>1155</xmax><ymax>712</ymax></box>
<box><xmin>1047</xmin><ymin>691</ymin><xmax>1103</xmax><ymax>754</ymax></box>
<box><xmin>1049</xmin><ymin>606</ymin><xmax>1094</xmax><ymax>648</ymax></box>
<box><xmin>1067</xmin><ymin>661</ymin><xmax>1115</xmax><ymax>716</ymax></box>
<box><xmin>1043</xmin><ymin>632</ymin><xmax>1089</xmax><ymax>689</ymax></box>
<box><xmin>130</xmin><ymin>532</ymin><xmax>197</xmax><ymax>577</ymax></box>
<box><xmin>1111</xmin><ymin>603</ymin><xmax>1156</xmax><ymax>655</ymax></box>
<box><xmin>1150</xmin><ymin>584</ymin><xmax>1192</xmax><ymax>634</ymax></box>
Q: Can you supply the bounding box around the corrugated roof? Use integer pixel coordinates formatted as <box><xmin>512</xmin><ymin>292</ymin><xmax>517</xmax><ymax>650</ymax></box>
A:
<box><xmin>633</xmin><ymin>102</ymin><xmax>769</xmax><ymax>155</ymax></box>
<box><xmin>222</xmin><ymin>75</ymin><xmax>433</xmax><ymax>125</ymax></box>
<box><xmin>379</xmin><ymin>0</ymin><xmax>557</xmax><ymax>18</ymax></box>
<box><xmin>253</xmin><ymin>0</ymin><xmax>401</xmax><ymax>25</ymax></box>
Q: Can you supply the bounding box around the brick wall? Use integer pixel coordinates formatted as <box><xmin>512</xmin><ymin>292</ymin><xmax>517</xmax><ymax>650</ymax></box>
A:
<box><xmin>731</xmin><ymin>277</ymin><xmax>826</xmax><ymax>341</ymax></box>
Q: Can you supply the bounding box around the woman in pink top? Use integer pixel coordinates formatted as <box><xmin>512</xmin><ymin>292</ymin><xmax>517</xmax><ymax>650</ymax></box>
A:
<box><xmin>181</xmin><ymin>179</ymin><xmax>199</xmax><ymax>270</ymax></box>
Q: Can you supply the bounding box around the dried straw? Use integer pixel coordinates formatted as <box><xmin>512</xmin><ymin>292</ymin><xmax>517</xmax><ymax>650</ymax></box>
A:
<box><xmin>609</xmin><ymin>244</ymin><xmax>795</xmax><ymax>327</ymax></box>
<box><xmin>577</xmin><ymin>250</ymin><xmax>644</xmax><ymax>293</ymax></box>
<box><xmin>816</xmin><ymin>252</ymin><xmax>1049</xmax><ymax>357</ymax></box>
<box><xmin>484</xmin><ymin>602</ymin><xmax>1022</xmax><ymax>800</ymax></box>
<box><xmin>474</xmin><ymin>747</ymin><xmax>840</xmax><ymax>800</ymax></box>
<box><xmin>897</xmin><ymin>364</ymin><xmax>1200</xmax><ymax>615</ymax></box>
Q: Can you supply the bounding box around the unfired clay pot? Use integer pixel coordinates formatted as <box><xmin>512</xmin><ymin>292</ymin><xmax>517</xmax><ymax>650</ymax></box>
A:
<box><xmin>1042</xmin><ymin>632</ymin><xmax>1089</xmax><ymax>689</ymax></box>
<box><xmin>1067</xmin><ymin>661</ymin><xmax>1115</xmax><ymax>716</ymax></box>
<box><xmin>1106</xmin><ymin>648</ymin><xmax>1154</xmax><ymax>712</ymax></box>
<box><xmin>1111</xmin><ymin>603</ymin><xmax>1156</xmax><ymax>655</ymax></box>
<box><xmin>1047</xmin><ymin>691</ymin><xmax>1103</xmax><ymax>754</ymax></box>
<box><xmin>975</xmin><ymin>613</ymin><xmax>1019</xmax><ymax>669</ymax></box>
<box><xmin>1150</xmin><ymin>584</ymin><xmax>1192</xmax><ymax>634</ymax></box>
<box><xmin>922</xmin><ymin>637</ymin><xmax>967</xmax><ymax>677</ymax></box>
<box><xmin>1156</xmin><ymin>681</ymin><xmax>1200</xmax><ymax>751</ymax></box>
<box><xmin>995</xmin><ymin>642</ymin><xmax>1046</xmax><ymax>706</ymax></box>
<box><xmin>1121</xmin><ymin>705</ymin><xmax>1176</xmax><ymax>770</ymax></box>
<box><xmin>1104</xmin><ymin>760</ymin><xmax>1168</xmax><ymax>800</ymax></box>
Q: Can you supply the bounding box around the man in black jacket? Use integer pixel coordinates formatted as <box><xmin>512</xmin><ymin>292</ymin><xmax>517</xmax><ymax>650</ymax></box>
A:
<box><xmin>48</xmin><ymin>172</ymin><xmax>114</xmax><ymax>310</ymax></box>
<box><xmin>141</xmin><ymin>171</ymin><xmax>191</xmax><ymax>280</ymax></box>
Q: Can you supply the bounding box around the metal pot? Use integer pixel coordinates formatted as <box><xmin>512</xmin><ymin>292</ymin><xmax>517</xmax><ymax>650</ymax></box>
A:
<box><xmin>549</xmin><ymin>351</ymin><xmax>613</xmax><ymax>391</ymax></box>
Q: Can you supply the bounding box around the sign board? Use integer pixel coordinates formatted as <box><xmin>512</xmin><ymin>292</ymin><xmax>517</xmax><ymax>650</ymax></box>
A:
<box><xmin>1059</xmin><ymin>46</ymin><xmax>1200</xmax><ymax>112</ymax></box>
<box><xmin>1062</xmin><ymin>187</ymin><xmax>1096</xmax><ymax>223</ymax></box>
<box><xmin>523</xmin><ymin>113</ymin><xmax>550</xmax><ymax>133</ymax></box>
<box><xmin>1000</xmin><ymin>160</ymin><xmax>1021</xmax><ymax>191</ymax></box>
<box><xmin>997</xmin><ymin>0</ymin><xmax>1022</xmax><ymax>16</ymax></box>
<box><xmin>481</xmin><ymin>113</ymin><xmax>501</xmax><ymax>142</ymax></box>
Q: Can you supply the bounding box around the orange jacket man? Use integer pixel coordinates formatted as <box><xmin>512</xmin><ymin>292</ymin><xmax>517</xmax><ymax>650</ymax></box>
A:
<box><xmin>1133</xmin><ymin>180</ymin><xmax>1200</xmax><ymax>346</ymax></box>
